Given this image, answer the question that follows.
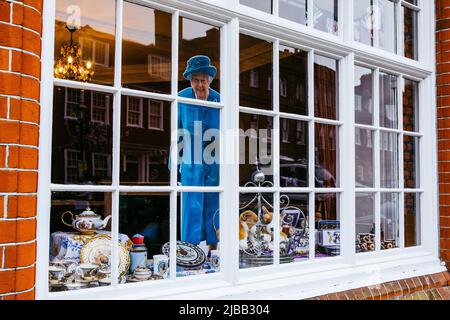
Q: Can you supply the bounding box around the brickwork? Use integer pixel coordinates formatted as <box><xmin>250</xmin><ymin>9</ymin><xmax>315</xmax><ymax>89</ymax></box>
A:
<box><xmin>308</xmin><ymin>272</ymin><xmax>450</xmax><ymax>300</ymax></box>
<box><xmin>0</xmin><ymin>0</ymin><xmax>42</xmax><ymax>300</ymax></box>
<box><xmin>437</xmin><ymin>0</ymin><xmax>450</xmax><ymax>270</ymax></box>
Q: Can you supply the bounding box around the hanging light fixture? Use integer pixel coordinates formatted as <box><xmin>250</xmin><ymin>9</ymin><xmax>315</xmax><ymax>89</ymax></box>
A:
<box><xmin>54</xmin><ymin>25</ymin><xmax>94</xmax><ymax>82</ymax></box>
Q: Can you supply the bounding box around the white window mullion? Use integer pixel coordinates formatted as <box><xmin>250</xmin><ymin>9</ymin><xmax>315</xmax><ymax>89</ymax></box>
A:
<box><xmin>341</xmin><ymin>53</ymin><xmax>356</xmax><ymax>262</ymax></box>
<box><xmin>273</xmin><ymin>40</ymin><xmax>280</xmax><ymax>266</ymax></box>
<box><xmin>373</xmin><ymin>0</ymin><xmax>380</xmax><ymax>49</ymax></box>
<box><xmin>110</xmin><ymin>0</ymin><xmax>124</xmax><ymax>287</ymax></box>
<box><xmin>398</xmin><ymin>76</ymin><xmax>405</xmax><ymax>248</ymax></box>
<box><xmin>343</xmin><ymin>0</ymin><xmax>354</xmax><ymax>44</ymax></box>
<box><xmin>374</xmin><ymin>67</ymin><xmax>381</xmax><ymax>251</ymax></box>
<box><xmin>308</xmin><ymin>49</ymin><xmax>315</xmax><ymax>260</ymax></box>
<box><xmin>273</xmin><ymin>0</ymin><xmax>279</xmax><ymax>17</ymax></box>
<box><xmin>397</xmin><ymin>1</ymin><xmax>404</xmax><ymax>57</ymax></box>
<box><xmin>169</xmin><ymin>10</ymin><xmax>180</xmax><ymax>281</ymax></box>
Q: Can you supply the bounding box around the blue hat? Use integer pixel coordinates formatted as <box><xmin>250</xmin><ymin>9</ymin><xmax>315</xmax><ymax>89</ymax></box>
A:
<box><xmin>183</xmin><ymin>55</ymin><xmax>217</xmax><ymax>80</ymax></box>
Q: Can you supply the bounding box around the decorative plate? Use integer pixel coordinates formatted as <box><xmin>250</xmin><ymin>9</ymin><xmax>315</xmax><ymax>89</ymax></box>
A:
<box><xmin>80</xmin><ymin>235</ymin><xmax>130</xmax><ymax>276</ymax></box>
<box><xmin>161</xmin><ymin>241</ymin><xmax>206</xmax><ymax>268</ymax></box>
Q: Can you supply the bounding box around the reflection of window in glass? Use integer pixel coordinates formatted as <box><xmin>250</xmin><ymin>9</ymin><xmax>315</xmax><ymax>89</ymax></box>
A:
<box><xmin>240</xmin><ymin>0</ymin><xmax>273</xmax><ymax>13</ymax></box>
<box><xmin>403</xmin><ymin>79</ymin><xmax>419</xmax><ymax>132</ymax></box>
<box><xmin>380</xmin><ymin>73</ymin><xmax>398</xmax><ymax>129</ymax></box>
<box><xmin>280</xmin><ymin>78</ymin><xmax>288</xmax><ymax>97</ymax></box>
<box><xmin>250</xmin><ymin>69</ymin><xmax>259</xmax><ymax>88</ymax></box>
<box><xmin>65</xmin><ymin>88</ymin><xmax>81</xmax><ymax>119</ymax></box>
<box><xmin>92</xmin><ymin>153</ymin><xmax>111</xmax><ymax>179</ymax></box>
<box><xmin>54</xmin><ymin>0</ymin><xmax>116</xmax><ymax>86</ymax></box>
<box><xmin>65</xmin><ymin>149</ymin><xmax>80</xmax><ymax>184</ymax></box>
<box><xmin>91</xmin><ymin>93</ymin><xmax>109</xmax><ymax>124</ymax></box>
<box><xmin>356</xmin><ymin>129</ymin><xmax>374</xmax><ymax>188</ymax></box>
<box><xmin>378</xmin><ymin>0</ymin><xmax>397</xmax><ymax>54</ymax></box>
<box><xmin>279</xmin><ymin>0</ymin><xmax>307</xmax><ymax>25</ymax></box>
<box><xmin>296</xmin><ymin>122</ymin><xmax>307</xmax><ymax>146</ymax></box>
<box><xmin>314</xmin><ymin>54</ymin><xmax>338</xmax><ymax>120</ymax></box>
<box><xmin>314</xmin><ymin>0</ymin><xmax>339</xmax><ymax>35</ymax></box>
<box><xmin>380</xmin><ymin>132</ymin><xmax>399</xmax><ymax>189</ymax></box>
<box><xmin>127</xmin><ymin>96</ymin><xmax>143</xmax><ymax>128</ymax></box>
<box><xmin>354</xmin><ymin>65</ymin><xmax>374</xmax><ymax>126</ymax></box>
<box><xmin>149</xmin><ymin>100</ymin><xmax>163</xmax><ymax>130</ymax></box>
<box><xmin>240</xmin><ymin>34</ymin><xmax>273</xmax><ymax>110</ymax></box>
<box><xmin>281</xmin><ymin>119</ymin><xmax>290</xmax><ymax>143</ymax></box>
<box><xmin>122</xmin><ymin>2</ymin><xmax>172</xmax><ymax>94</ymax></box>
<box><xmin>315</xmin><ymin>124</ymin><xmax>338</xmax><ymax>188</ymax></box>
<box><xmin>404</xmin><ymin>5</ymin><xmax>418</xmax><ymax>60</ymax></box>
<box><xmin>354</xmin><ymin>0</ymin><xmax>374</xmax><ymax>46</ymax></box>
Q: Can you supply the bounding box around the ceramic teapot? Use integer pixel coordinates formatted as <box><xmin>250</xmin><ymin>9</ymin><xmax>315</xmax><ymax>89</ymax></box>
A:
<box><xmin>61</xmin><ymin>207</ymin><xmax>112</xmax><ymax>235</ymax></box>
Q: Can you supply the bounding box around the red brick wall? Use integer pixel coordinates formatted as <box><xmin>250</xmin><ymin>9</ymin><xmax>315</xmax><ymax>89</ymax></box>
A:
<box><xmin>0</xmin><ymin>0</ymin><xmax>42</xmax><ymax>300</ymax></box>
<box><xmin>437</xmin><ymin>0</ymin><xmax>450</xmax><ymax>270</ymax></box>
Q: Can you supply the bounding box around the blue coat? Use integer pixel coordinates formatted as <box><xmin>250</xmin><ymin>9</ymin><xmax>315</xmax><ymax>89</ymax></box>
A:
<box><xmin>178</xmin><ymin>87</ymin><xmax>220</xmax><ymax>245</ymax></box>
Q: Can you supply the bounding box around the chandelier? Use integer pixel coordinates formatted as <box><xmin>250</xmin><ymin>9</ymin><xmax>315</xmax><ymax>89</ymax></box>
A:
<box><xmin>54</xmin><ymin>26</ymin><xmax>94</xmax><ymax>82</ymax></box>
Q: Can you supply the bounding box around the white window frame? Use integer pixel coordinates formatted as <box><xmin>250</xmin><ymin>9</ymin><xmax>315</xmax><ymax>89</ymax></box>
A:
<box><xmin>37</xmin><ymin>0</ymin><xmax>442</xmax><ymax>300</ymax></box>
<box><xmin>92</xmin><ymin>152</ymin><xmax>112</xmax><ymax>178</ymax></box>
<box><xmin>148</xmin><ymin>100</ymin><xmax>164</xmax><ymax>131</ymax></box>
<box><xmin>80</xmin><ymin>37</ymin><xmax>110</xmax><ymax>67</ymax></box>
<box><xmin>90</xmin><ymin>92</ymin><xmax>110</xmax><ymax>125</ymax></box>
<box><xmin>64</xmin><ymin>149</ymin><xmax>80</xmax><ymax>184</ymax></box>
<box><xmin>126</xmin><ymin>95</ymin><xmax>144</xmax><ymax>128</ymax></box>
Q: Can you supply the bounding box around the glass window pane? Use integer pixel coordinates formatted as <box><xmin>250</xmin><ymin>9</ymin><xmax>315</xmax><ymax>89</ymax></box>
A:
<box><xmin>354</xmin><ymin>0</ymin><xmax>374</xmax><ymax>46</ymax></box>
<box><xmin>380</xmin><ymin>131</ymin><xmax>399</xmax><ymax>189</ymax></box>
<box><xmin>314</xmin><ymin>0</ymin><xmax>338</xmax><ymax>35</ymax></box>
<box><xmin>280</xmin><ymin>45</ymin><xmax>308</xmax><ymax>115</ymax></box>
<box><xmin>176</xmin><ymin>192</ymin><xmax>220</xmax><ymax>277</ymax></box>
<box><xmin>122</xmin><ymin>2</ymin><xmax>172</xmax><ymax>94</ymax></box>
<box><xmin>280</xmin><ymin>119</ymin><xmax>309</xmax><ymax>188</ymax></box>
<box><xmin>52</xmin><ymin>86</ymin><xmax>113</xmax><ymax>185</ymax></box>
<box><xmin>49</xmin><ymin>192</ymin><xmax>119</xmax><ymax>291</ymax></box>
<box><xmin>120</xmin><ymin>97</ymin><xmax>171</xmax><ymax>186</ymax></box>
<box><xmin>240</xmin><ymin>113</ymin><xmax>273</xmax><ymax>187</ymax></box>
<box><xmin>354</xmin><ymin>65</ymin><xmax>374</xmax><ymax>125</ymax></box>
<box><xmin>177</xmin><ymin>104</ymin><xmax>220</xmax><ymax>187</ymax></box>
<box><xmin>403</xmin><ymin>79</ymin><xmax>419</xmax><ymax>132</ymax></box>
<box><xmin>240</xmin><ymin>0</ymin><xmax>273</xmax><ymax>13</ymax></box>
<box><xmin>239</xmin><ymin>193</ymin><xmax>274</xmax><ymax>269</ymax></box>
<box><xmin>378</xmin><ymin>0</ymin><xmax>397</xmax><ymax>54</ymax></box>
<box><xmin>240</xmin><ymin>34</ymin><xmax>273</xmax><ymax>110</ymax></box>
<box><xmin>315</xmin><ymin>193</ymin><xmax>340</xmax><ymax>258</ymax></box>
<box><xmin>404</xmin><ymin>6</ymin><xmax>418</xmax><ymax>60</ymax></box>
<box><xmin>54</xmin><ymin>0</ymin><xmax>115</xmax><ymax>85</ymax></box>
<box><xmin>314</xmin><ymin>55</ymin><xmax>338</xmax><ymax>120</ymax></box>
<box><xmin>381</xmin><ymin>192</ymin><xmax>399</xmax><ymax>250</ymax></box>
<box><xmin>405</xmin><ymin>193</ymin><xmax>421</xmax><ymax>247</ymax></box>
<box><xmin>404</xmin><ymin>135</ymin><xmax>420</xmax><ymax>189</ymax></box>
<box><xmin>280</xmin><ymin>194</ymin><xmax>309</xmax><ymax>263</ymax></box>
<box><xmin>355</xmin><ymin>128</ymin><xmax>374</xmax><ymax>188</ymax></box>
<box><xmin>279</xmin><ymin>0</ymin><xmax>307</xmax><ymax>25</ymax></box>
<box><xmin>356</xmin><ymin>193</ymin><xmax>375</xmax><ymax>253</ymax></box>
<box><xmin>179</xmin><ymin>18</ymin><xmax>220</xmax><ymax>96</ymax></box>
<box><xmin>315</xmin><ymin>124</ymin><xmax>338</xmax><ymax>188</ymax></box>
<box><xmin>379</xmin><ymin>73</ymin><xmax>398</xmax><ymax>129</ymax></box>
<box><xmin>119</xmin><ymin>193</ymin><xmax>170</xmax><ymax>282</ymax></box>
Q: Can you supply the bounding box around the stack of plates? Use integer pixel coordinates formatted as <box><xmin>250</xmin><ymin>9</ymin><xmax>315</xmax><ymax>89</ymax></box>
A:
<box><xmin>239</xmin><ymin>253</ymin><xmax>294</xmax><ymax>268</ymax></box>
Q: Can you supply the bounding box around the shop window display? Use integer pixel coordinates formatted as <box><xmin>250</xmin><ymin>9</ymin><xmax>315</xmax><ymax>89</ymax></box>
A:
<box><xmin>315</xmin><ymin>193</ymin><xmax>340</xmax><ymax>258</ymax></box>
<box><xmin>49</xmin><ymin>192</ymin><xmax>118</xmax><ymax>291</ymax></box>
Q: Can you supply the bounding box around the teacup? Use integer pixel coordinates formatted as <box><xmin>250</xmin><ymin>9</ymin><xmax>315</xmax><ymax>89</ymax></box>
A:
<box><xmin>153</xmin><ymin>255</ymin><xmax>169</xmax><ymax>278</ymax></box>
<box><xmin>49</xmin><ymin>266</ymin><xmax>65</xmax><ymax>282</ymax></box>
<box><xmin>210</xmin><ymin>250</ymin><xmax>220</xmax><ymax>271</ymax></box>
<box><xmin>75</xmin><ymin>263</ymin><xmax>98</xmax><ymax>280</ymax></box>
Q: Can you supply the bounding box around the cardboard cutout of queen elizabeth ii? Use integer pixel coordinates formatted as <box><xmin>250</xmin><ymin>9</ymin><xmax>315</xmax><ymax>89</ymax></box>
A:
<box><xmin>177</xmin><ymin>55</ymin><xmax>220</xmax><ymax>249</ymax></box>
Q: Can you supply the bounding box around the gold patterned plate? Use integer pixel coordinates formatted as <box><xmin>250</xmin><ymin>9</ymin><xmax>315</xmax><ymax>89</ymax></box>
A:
<box><xmin>80</xmin><ymin>235</ymin><xmax>130</xmax><ymax>276</ymax></box>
